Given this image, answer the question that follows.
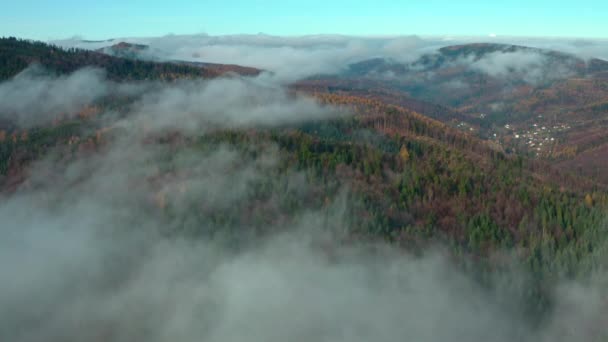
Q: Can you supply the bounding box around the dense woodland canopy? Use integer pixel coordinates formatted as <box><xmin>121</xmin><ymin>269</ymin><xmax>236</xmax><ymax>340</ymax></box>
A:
<box><xmin>1</xmin><ymin>38</ymin><xmax>608</xmax><ymax>330</ymax></box>
<box><xmin>302</xmin><ymin>42</ymin><xmax>608</xmax><ymax>188</ymax></box>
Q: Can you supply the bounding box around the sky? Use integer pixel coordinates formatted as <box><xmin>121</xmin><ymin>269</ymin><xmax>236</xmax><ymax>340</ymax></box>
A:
<box><xmin>1</xmin><ymin>0</ymin><xmax>607</xmax><ymax>40</ymax></box>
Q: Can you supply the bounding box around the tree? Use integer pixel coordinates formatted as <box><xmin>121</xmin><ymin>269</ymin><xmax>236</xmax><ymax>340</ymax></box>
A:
<box><xmin>399</xmin><ymin>145</ymin><xmax>410</xmax><ymax>162</ymax></box>
<box><xmin>584</xmin><ymin>193</ymin><xmax>594</xmax><ymax>207</ymax></box>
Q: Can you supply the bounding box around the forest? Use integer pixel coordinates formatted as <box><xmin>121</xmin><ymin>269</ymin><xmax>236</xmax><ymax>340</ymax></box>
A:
<box><xmin>1</xmin><ymin>37</ymin><xmax>607</xmax><ymax>341</ymax></box>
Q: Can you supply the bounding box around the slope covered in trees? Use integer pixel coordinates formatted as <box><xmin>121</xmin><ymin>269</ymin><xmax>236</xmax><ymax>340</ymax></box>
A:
<box><xmin>1</xmin><ymin>39</ymin><xmax>608</xmax><ymax>336</ymax></box>
<box><xmin>1</xmin><ymin>86</ymin><xmax>605</xmax><ymax>285</ymax></box>
<box><xmin>0</xmin><ymin>37</ymin><xmax>260</xmax><ymax>81</ymax></box>
<box><xmin>94</xmin><ymin>41</ymin><xmax>262</xmax><ymax>76</ymax></box>
<box><xmin>302</xmin><ymin>43</ymin><xmax>608</xmax><ymax>185</ymax></box>
<box><xmin>1</xmin><ymin>38</ymin><xmax>605</xmax><ymax>280</ymax></box>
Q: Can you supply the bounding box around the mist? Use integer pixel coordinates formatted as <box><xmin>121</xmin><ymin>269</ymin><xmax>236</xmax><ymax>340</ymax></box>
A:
<box><xmin>1</xmin><ymin>56</ymin><xmax>608</xmax><ymax>341</ymax></box>
<box><xmin>126</xmin><ymin>77</ymin><xmax>342</xmax><ymax>133</ymax></box>
<box><xmin>462</xmin><ymin>49</ymin><xmax>577</xmax><ymax>85</ymax></box>
<box><xmin>52</xmin><ymin>34</ymin><xmax>608</xmax><ymax>83</ymax></box>
<box><xmin>2</xmin><ymin>134</ymin><xmax>606</xmax><ymax>341</ymax></box>
<box><xmin>0</xmin><ymin>66</ymin><xmax>109</xmax><ymax>127</ymax></box>
<box><xmin>52</xmin><ymin>34</ymin><xmax>448</xmax><ymax>82</ymax></box>
<box><xmin>0</xmin><ymin>66</ymin><xmax>342</xmax><ymax>130</ymax></box>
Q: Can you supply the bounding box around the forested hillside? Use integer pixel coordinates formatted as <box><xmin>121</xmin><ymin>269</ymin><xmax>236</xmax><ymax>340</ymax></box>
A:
<box><xmin>300</xmin><ymin>43</ymin><xmax>608</xmax><ymax>187</ymax></box>
<box><xmin>0</xmin><ymin>37</ymin><xmax>260</xmax><ymax>81</ymax></box>
<box><xmin>2</xmin><ymin>38</ymin><xmax>607</xmax><ymax>279</ymax></box>
<box><xmin>1</xmin><ymin>38</ymin><xmax>607</xmax><ymax>340</ymax></box>
<box><xmin>2</xmin><ymin>68</ymin><xmax>606</xmax><ymax>283</ymax></box>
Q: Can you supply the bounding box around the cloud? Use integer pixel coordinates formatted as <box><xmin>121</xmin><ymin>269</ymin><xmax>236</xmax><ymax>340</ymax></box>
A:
<box><xmin>52</xmin><ymin>34</ymin><xmax>449</xmax><ymax>82</ymax></box>
<box><xmin>0</xmin><ymin>66</ymin><xmax>110</xmax><ymax>127</ymax></box>
<box><xmin>471</xmin><ymin>51</ymin><xmax>547</xmax><ymax>76</ymax></box>
<box><xmin>440</xmin><ymin>79</ymin><xmax>470</xmax><ymax>91</ymax></box>
<box><xmin>467</xmin><ymin>50</ymin><xmax>573</xmax><ymax>84</ymax></box>
<box><xmin>141</xmin><ymin>34</ymin><xmax>436</xmax><ymax>82</ymax></box>
<box><xmin>0</xmin><ymin>66</ymin><xmax>342</xmax><ymax>130</ymax></box>
<box><xmin>51</xmin><ymin>34</ymin><xmax>608</xmax><ymax>84</ymax></box>
<box><xmin>126</xmin><ymin>77</ymin><xmax>342</xmax><ymax>133</ymax></box>
<box><xmin>501</xmin><ymin>37</ymin><xmax>608</xmax><ymax>61</ymax></box>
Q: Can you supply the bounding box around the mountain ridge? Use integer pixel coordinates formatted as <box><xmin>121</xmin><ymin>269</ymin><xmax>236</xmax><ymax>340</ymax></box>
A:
<box><xmin>0</xmin><ymin>37</ymin><xmax>262</xmax><ymax>81</ymax></box>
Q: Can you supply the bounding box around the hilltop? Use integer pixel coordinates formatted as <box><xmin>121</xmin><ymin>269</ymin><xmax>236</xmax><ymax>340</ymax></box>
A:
<box><xmin>95</xmin><ymin>41</ymin><xmax>262</xmax><ymax>76</ymax></box>
<box><xmin>0</xmin><ymin>37</ymin><xmax>261</xmax><ymax>81</ymax></box>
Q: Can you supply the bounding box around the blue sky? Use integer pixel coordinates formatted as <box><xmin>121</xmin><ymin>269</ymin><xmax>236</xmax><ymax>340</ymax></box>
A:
<box><xmin>2</xmin><ymin>0</ymin><xmax>607</xmax><ymax>40</ymax></box>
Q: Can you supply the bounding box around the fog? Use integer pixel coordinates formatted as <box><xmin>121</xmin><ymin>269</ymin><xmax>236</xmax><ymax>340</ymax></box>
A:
<box><xmin>52</xmin><ymin>34</ymin><xmax>449</xmax><ymax>81</ymax></box>
<box><xmin>461</xmin><ymin>49</ymin><xmax>577</xmax><ymax>85</ymax></box>
<box><xmin>127</xmin><ymin>77</ymin><xmax>342</xmax><ymax>133</ymax></box>
<box><xmin>52</xmin><ymin>34</ymin><xmax>608</xmax><ymax>83</ymax></box>
<box><xmin>0</xmin><ymin>67</ymin><xmax>342</xmax><ymax>129</ymax></box>
<box><xmin>2</xmin><ymin>138</ymin><xmax>606</xmax><ymax>341</ymax></box>
<box><xmin>0</xmin><ymin>66</ymin><xmax>109</xmax><ymax>127</ymax></box>
<box><xmin>1</xmin><ymin>62</ymin><xmax>607</xmax><ymax>342</ymax></box>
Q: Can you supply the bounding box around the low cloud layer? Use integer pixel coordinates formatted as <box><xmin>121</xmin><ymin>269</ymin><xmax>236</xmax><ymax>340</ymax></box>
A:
<box><xmin>471</xmin><ymin>51</ymin><xmax>548</xmax><ymax>77</ymax></box>
<box><xmin>0</xmin><ymin>66</ymin><xmax>109</xmax><ymax>126</ymax></box>
<box><xmin>127</xmin><ymin>77</ymin><xmax>341</xmax><ymax>133</ymax></box>
<box><xmin>52</xmin><ymin>34</ymin><xmax>608</xmax><ymax>82</ymax></box>
<box><xmin>465</xmin><ymin>50</ymin><xmax>576</xmax><ymax>84</ymax></box>
<box><xmin>53</xmin><ymin>34</ymin><xmax>447</xmax><ymax>81</ymax></box>
<box><xmin>0</xmin><ymin>67</ymin><xmax>341</xmax><ymax>129</ymax></box>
